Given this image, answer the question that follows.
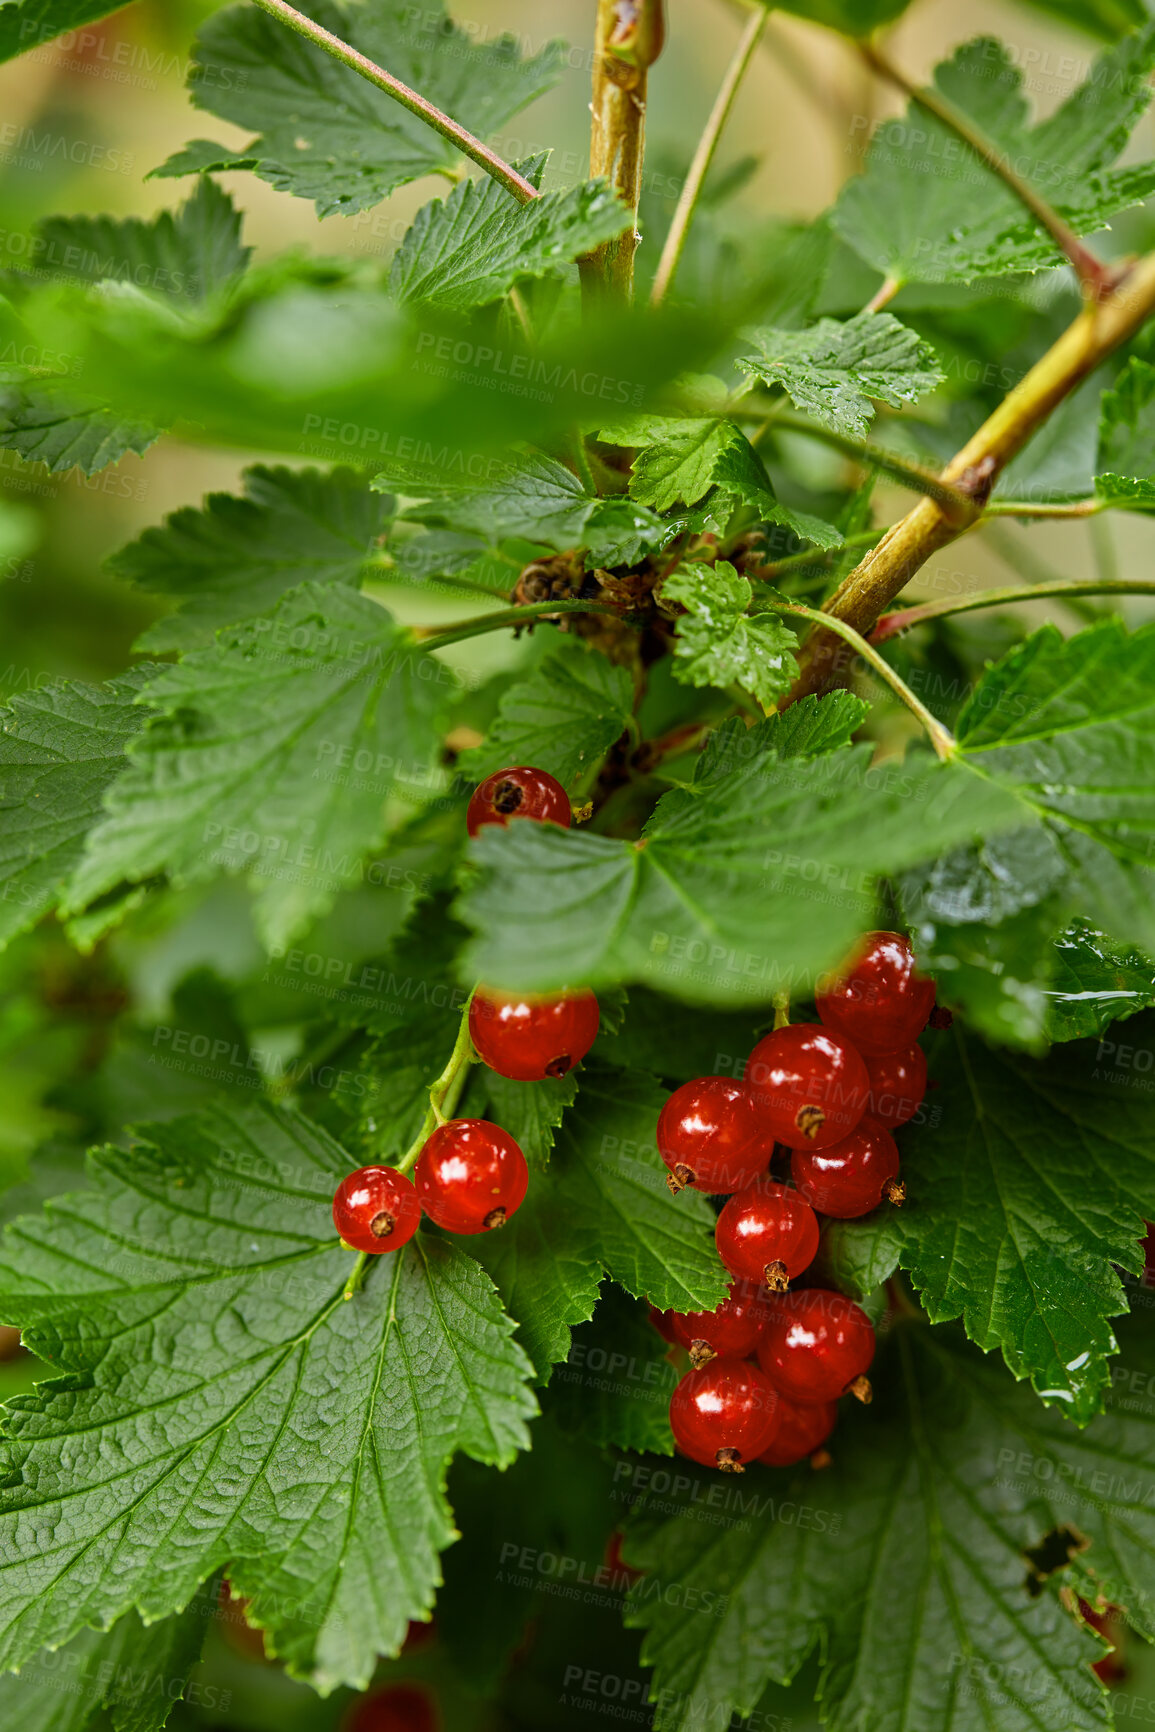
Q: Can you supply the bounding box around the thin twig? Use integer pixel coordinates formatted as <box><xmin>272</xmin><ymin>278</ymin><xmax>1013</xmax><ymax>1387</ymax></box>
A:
<box><xmin>769</xmin><ymin>598</ymin><xmax>958</xmax><ymax>760</ymax></box>
<box><xmin>984</xmin><ymin>497</ymin><xmax>1106</xmax><ymax>519</ymax></box>
<box><xmin>650</xmin><ymin>3</ymin><xmax>768</xmax><ymax>306</ymax></box>
<box><xmin>746</xmin><ymin>527</ymin><xmax>884</xmax><ymax>582</ymax></box>
<box><xmin>859</xmin><ymin>40</ymin><xmax>1117</xmax><ymax>300</ymax></box>
<box><xmin>862</xmin><ymin>276</ymin><xmax>900</xmax><ymax>315</ymax></box>
<box><xmin>415</xmin><ymin>599</ymin><xmax>628</xmax><ymax>649</ymax></box>
<box><xmin>788</xmin><ymin>248</ymin><xmax>1155</xmax><ymax>701</ymax></box>
<box><xmin>397</xmin><ymin>989</ymin><xmax>479</xmax><ymax>1174</ymax></box>
<box><xmin>248</xmin><ymin>0</ymin><xmax>540</xmax><ymax>204</ymax></box>
<box><xmin>758</xmin><ymin>408</ymin><xmax>977</xmax><ymax>518</ymax></box>
<box><xmin>872</xmin><ymin>578</ymin><xmax>1155</xmax><ymax>642</ymax></box>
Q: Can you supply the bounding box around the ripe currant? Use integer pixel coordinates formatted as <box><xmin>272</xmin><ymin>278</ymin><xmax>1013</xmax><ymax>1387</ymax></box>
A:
<box><xmin>347</xmin><ymin>1683</ymin><xmax>437</xmax><ymax>1732</ymax></box>
<box><xmin>757</xmin><ymin>1395</ymin><xmax>839</xmax><ymax>1468</ymax></box>
<box><xmin>656</xmin><ymin>1076</ymin><xmax>769</xmax><ymax>1194</ymax></box>
<box><xmin>669</xmin><ymin>1356</ymin><xmax>780</xmax><ymax>1473</ymax></box>
<box><xmin>791</xmin><ymin>1118</ymin><xmax>903</xmax><ymax>1219</ymax></box>
<box><xmin>469</xmin><ymin>987</ymin><xmax>599</xmax><ymax>1081</ymax></box>
<box><xmin>758</xmin><ymin>1288</ymin><xmax>875</xmax><ymax>1405</ymax></box>
<box><xmin>744</xmin><ymin>1023</ymin><xmax>870</xmax><ymax>1150</ymax></box>
<box><xmin>816</xmin><ymin>930</ymin><xmax>936</xmax><ymax>1055</ymax></box>
<box><xmin>414</xmin><ymin>1119</ymin><xmax>528</xmax><ymax>1234</ymax></box>
<box><xmin>332</xmin><ymin>1166</ymin><xmax>422</xmax><ymax>1255</ymax></box>
<box><xmin>715</xmin><ymin>1179</ymin><xmax>821</xmax><ymax>1291</ymax></box>
<box><xmin>665</xmin><ymin>1279</ymin><xmax>771</xmax><ymax>1366</ymax></box>
<box><xmin>864</xmin><ymin>1042</ymin><xmax>927</xmax><ymax>1129</ymax></box>
<box><xmin>466</xmin><ymin>765</ymin><xmax>571</xmax><ymax>838</ymax></box>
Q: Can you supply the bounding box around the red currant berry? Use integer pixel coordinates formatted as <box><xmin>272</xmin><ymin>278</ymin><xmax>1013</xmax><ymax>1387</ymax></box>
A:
<box><xmin>414</xmin><ymin>1120</ymin><xmax>528</xmax><ymax>1234</ymax></box>
<box><xmin>758</xmin><ymin>1288</ymin><xmax>875</xmax><ymax>1404</ymax></box>
<box><xmin>469</xmin><ymin>987</ymin><xmax>599</xmax><ymax>1081</ymax></box>
<box><xmin>649</xmin><ymin>1305</ymin><xmax>681</xmax><ymax>1345</ymax></box>
<box><xmin>864</xmin><ymin>1042</ymin><xmax>926</xmax><ymax>1129</ymax></box>
<box><xmin>333</xmin><ymin>1166</ymin><xmax>421</xmax><ymax>1255</ymax></box>
<box><xmin>715</xmin><ymin>1179</ymin><xmax>820</xmax><ymax>1291</ymax></box>
<box><xmin>666</xmin><ymin>1279</ymin><xmax>772</xmax><ymax>1366</ymax></box>
<box><xmin>657</xmin><ymin>1077</ymin><xmax>769</xmax><ymax>1194</ymax></box>
<box><xmin>669</xmin><ymin>1357</ymin><xmax>780</xmax><ymax>1472</ymax></box>
<box><xmin>757</xmin><ymin>1395</ymin><xmax>838</xmax><ymax>1468</ymax></box>
<box><xmin>466</xmin><ymin>766</ymin><xmax>571</xmax><ymax>839</ymax></box>
<box><xmin>346</xmin><ymin>1682</ymin><xmax>437</xmax><ymax>1732</ymax></box>
<box><xmin>791</xmin><ymin>1118</ymin><xmax>903</xmax><ymax>1219</ymax></box>
<box><xmin>744</xmin><ymin>1023</ymin><xmax>869</xmax><ymax>1150</ymax></box>
<box><xmin>816</xmin><ymin>930</ymin><xmax>936</xmax><ymax>1056</ymax></box>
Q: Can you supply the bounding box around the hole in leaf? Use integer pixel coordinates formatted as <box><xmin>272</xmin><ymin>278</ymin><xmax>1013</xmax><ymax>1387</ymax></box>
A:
<box><xmin>1023</xmin><ymin>1523</ymin><xmax>1090</xmax><ymax>1597</ymax></box>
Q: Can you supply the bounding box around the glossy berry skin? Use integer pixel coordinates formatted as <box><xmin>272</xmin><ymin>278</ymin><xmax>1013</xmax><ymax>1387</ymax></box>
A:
<box><xmin>666</xmin><ymin>1280</ymin><xmax>772</xmax><ymax>1364</ymax></box>
<box><xmin>715</xmin><ymin>1180</ymin><xmax>821</xmax><ymax>1290</ymax></box>
<box><xmin>415</xmin><ymin>1119</ymin><xmax>528</xmax><ymax>1234</ymax></box>
<box><xmin>333</xmin><ymin>1166</ymin><xmax>421</xmax><ymax>1255</ymax></box>
<box><xmin>791</xmin><ymin>1118</ymin><xmax>901</xmax><ymax>1219</ymax></box>
<box><xmin>758</xmin><ymin>1288</ymin><xmax>875</xmax><ymax>1405</ymax></box>
<box><xmin>469</xmin><ymin>988</ymin><xmax>599</xmax><ymax>1081</ymax></box>
<box><xmin>466</xmin><ymin>766</ymin><xmax>571</xmax><ymax>839</ymax></box>
<box><xmin>816</xmin><ymin>930</ymin><xmax>936</xmax><ymax>1056</ymax></box>
<box><xmin>757</xmin><ymin>1396</ymin><xmax>839</xmax><ymax>1468</ymax></box>
<box><xmin>865</xmin><ymin>1043</ymin><xmax>927</xmax><ymax>1130</ymax></box>
<box><xmin>744</xmin><ymin>1023</ymin><xmax>870</xmax><ymax>1151</ymax></box>
<box><xmin>346</xmin><ymin>1683</ymin><xmax>437</xmax><ymax>1732</ymax></box>
<box><xmin>657</xmin><ymin>1076</ymin><xmax>769</xmax><ymax>1194</ymax></box>
<box><xmin>669</xmin><ymin>1357</ymin><xmax>780</xmax><ymax>1472</ymax></box>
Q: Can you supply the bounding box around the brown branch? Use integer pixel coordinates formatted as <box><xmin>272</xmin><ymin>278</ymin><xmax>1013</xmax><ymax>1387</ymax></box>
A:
<box><xmin>580</xmin><ymin>0</ymin><xmax>666</xmax><ymax>306</ymax></box>
<box><xmin>787</xmin><ymin>251</ymin><xmax>1155</xmax><ymax>701</ymax></box>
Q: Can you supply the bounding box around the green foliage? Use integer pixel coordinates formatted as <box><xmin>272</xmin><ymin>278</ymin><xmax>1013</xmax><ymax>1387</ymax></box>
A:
<box><xmin>736</xmin><ymin>312</ymin><xmax>945</xmax><ymax>437</ymax></box>
<box><xmin>167</xmin><ymin>0</ymin><xmax>564</xmax><ymax>217</ymax></box>
<box><xmin>835</xmin><ymin>31</ymin><xmax>1155</xmax><ymax>285</ymax></box>
<box><xmin>1097</xmin><ymin>356</ymin><xmax>1155</xmax><ymax>509</ymax></box>
<box><xmin>0</xmin><ymin>0</ymin><xmax>127</xmax><ymax>63</ymax></box>
<box><xmin>0</xmin><ymin>1102</ymin><xmax>536</xmax><ymax>1692</ymax></box>
<box><xmin>108</xmin><ymin>465</ymin><xmax>394</xmax><ymax>651</ymax></box>
<box><xmin>459</xmin><ymin>635</ymin><xmax>635</xmax><ymax>789</ymax></box>
<box><xmin>663</xmin><ymin>561</ymin><xmax>800</xmax><ymax>707</ymax></box>
<box><xmin>626</xmin><ymin>1322</ymin><xmax>1152</xmax><ymax>1732</ymax></box>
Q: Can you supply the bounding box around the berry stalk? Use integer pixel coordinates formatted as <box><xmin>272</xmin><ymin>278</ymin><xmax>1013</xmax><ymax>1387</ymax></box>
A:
<box><xmin>397</xmin><ymin>987</ymin><xmax>480</xmax><ymax>1174</ymax></box>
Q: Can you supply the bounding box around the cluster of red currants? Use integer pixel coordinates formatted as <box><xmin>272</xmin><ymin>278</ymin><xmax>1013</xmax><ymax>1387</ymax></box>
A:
<box><xmin>332</xmin><ymin>767</ymin><xmax>599</xmax><ymax>1255</ymax></box>
<box><xmin>653</xmin><ymin>932</ymin><xmax>936</xmax><ymax>1473</ymax></box>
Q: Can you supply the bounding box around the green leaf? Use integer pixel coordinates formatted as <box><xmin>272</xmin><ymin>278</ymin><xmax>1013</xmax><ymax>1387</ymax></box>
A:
<box><xmin>108</xmin><ymin>465</ymin><xmax>394</xmax><ymax>652</ymax></box>
<box><xmin>625</xmin><ymin>1322</ymin><xmax>1141</xmax><ymax>1732</ymax></box>
<box><xmin>33</xmin><ymin>177</ymin><xmax>250</xmax><ymax>306</ymax></box>
<box><xmin>174</xmin><ymin>0</ymin><xmax>564</xmax><ymax>218</ymax></box>
<box><xmin>397</xmin><ymin>451</ymin><xmax>598</xmax><ymax>549</ymax></box>
<box><xmin>458</xmin><ymin>635</ymin><xmax>634</xmax><ymax>790</ymax></box>
<box><xmin>736</xmin><ymin>313</ymin><xmax>944</xmax><ymax>438</ymax></box>
<box><xmin>904</xmin><ymin>898</ymin><xmax>1062</xmax><ymax>1050</ymax></box>
<box><xmin>0</xmin><ymin>1101</ymin><xmax>536</xmax><ymax>1692</ymax></box>
<box><xmin>956</xmin><ymin>620</ymin><xmax>1155</xmax><ymax>958</ymax></box>
<box><xmin>897</xmin><ymin>1023</ymin><xmax>1155</xmax><ymax>1420</ymax></box>
<box><xmin>834</xmin><ymin>32</ymin><xmax>1155</xmax><ymax>286</ymax></box>
<box><xmin>599</xmin><ymin>414</ymin><xmax>842</xmax><ymax>548</ymax></box>
<box><xmin>1096</xmin><ymin>356</ymin><xmax>1155</xmax><ymax>510</ymax></box>
<box><xmin>457</xmin><ymin>738</ymin><xmax>1026</xmax><ymax>1005</ymax></box>
<box><xmin>66</xmin><ymin>584</ymin><xmax>454</xmax><ymax>950</ymax></box>
<box><xmin>470</xmin><ymin>1066</ymin><xmax>727</xmax><ymax>1381</ymax></box>
<box><xmin>468</xmin><ymin>1185</ymin><xmax>604</xmax><ymax>1382</ymax></box>
<box><xmin>0</xmin><ymin>1590</ymin><xmax>215</xmax><ymax>1732</ymax></box>
<box><xmin>545</xmin><ymin>1285</ymin><xmax>677</xmax><ymax>1454</ymax></box>
<box><xmin>0</xmin><ymin>386</ymin><xmax>159</xmax><ymax>476</ymax></box>
<box><xmin>1016</xmin><ymin>0</ymin><xmax>1147</xmax><ymax>36</ymax></box>
<box><xmin>695</xmin><ymin>691</ymin><xmax>870</xmax><ymax>782</ymax></box>
<box><xmin>663</xmin><ymin>561</ymin><xmax>799</xmax><ymax>708</ymax></box>
<box><xmin>389</xmin><ymin>159</ymin><xmax>630</xmax><ymax>313</ymax></box>
<box><xmin>1045</xmin><ymin>921</ymin><xmax>1155</xmax><ymax>1042</ymax></box>
<box><xmin>478</xmin><ymin>1071</ymin><xmax>579</xmax><ymax>1168</ymax></box>
<box><xmin>814</xmin><ymin>1212</ymin><xmax>904</xmax><ymax>1302</ymax></box>
<box><xmin>0</xmin><ymin>672</ymin><xmax>154</xmax><ymax>952</ymax></box>
<box><xmin>0</xmin><ymin>0</ymin><xmax>128</xmax><ymax>63</ymax></box>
